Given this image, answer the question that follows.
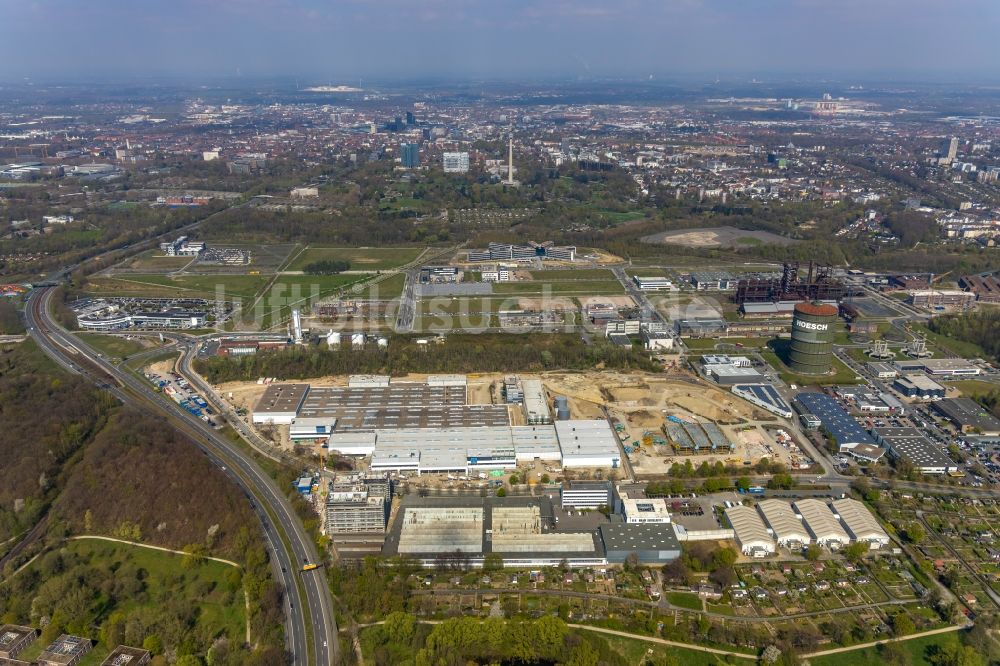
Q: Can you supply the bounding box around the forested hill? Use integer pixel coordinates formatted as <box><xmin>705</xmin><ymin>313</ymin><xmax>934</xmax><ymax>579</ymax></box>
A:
<box><xmin>53</xmin><ymin>409</ymin><xmax>260</xmax><ymax>559</ymax></box>
<box><xmin>0</xmin><ymin>340</ymin><xmax>288</xmax><ymax>664</ymax></box>
<box><xmin>927</xmin><ymin>310</ymin><xmax>1000</xmax><ymax>365</ymax></box>
<box><xmin>0</xmin><ymin>341</ymin><xmax>109</xmax><ymax>543</ymax></box>
<box><xmin>0</xmin><ymin>341</ymin><xmax>258</xmax><ymax>559</ymax></box>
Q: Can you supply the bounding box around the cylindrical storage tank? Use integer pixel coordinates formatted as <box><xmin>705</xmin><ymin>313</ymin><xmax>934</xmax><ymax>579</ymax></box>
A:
<box><xmin>555</xmin><ymin>396</ymin><xmax>570</xmax><ymax>421</ymax></box>
<box><xmin>788</xmin><ymin>302</ymin><xmax>838</xmax><ymax>375</ymax></box>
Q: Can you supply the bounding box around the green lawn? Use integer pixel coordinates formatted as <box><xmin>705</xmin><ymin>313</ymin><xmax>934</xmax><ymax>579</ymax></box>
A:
<box><xmin>601</xmin><ymin>210</ymin><xmax>646</xmax><ymax>223</ymax></box>
<box><xmin>529</xmin><ymin>269</ymin><xmax>618</xmax><ymax>281</ymax></box>
<box><xmin>760</xmin><ymin>348</ymin><xmax>863</xmax><ymax>386</ymax></box>
<box><xmin>270</xmin><ymin>273</ymin><xmax>366</xmax><ymax>298</ymax></box>
<box><xmin>11</xmin><ymin>538</ymin><xmax>245</xmax><ymax>666</ymax></box>
<box><xmin>600</xmin><ymin>635</ymin><xmax>737</xmax><ymax>665</ymax></box>
<box><xmin>626</xmin><ymin>267</ymin><xmax>672</xmax><ymax>278</ymax></box>
<box><xmin>86</xmin><ymin>274</ymin><xmax>269</xmax><ymax>300</ymax></box>
<box><xmin>683</xmin><ymin>337</ymin><xmax>770</xmax><ymax>351</ymax></box>
<box><xmin>286</xmin><ymin>247</ymin><xmax>424</xmax><ymax>272</ymax></box>
<box><xmin>948</xmin><ymin>379</ymin><xmax>999</xmax><ymax>399</ymax></box>
<box><xmin>492</xmin><ymin>280</ymin><xmax>625</xmax><ymax>295</ymax></box>
<box><xmin>419</xmin><ymin>297</ymin><xmax>515</xmax><ymax>315</ymax></box>
<box><xmin>353</xmin><ymin>273</ymin><xmax>408</xmax><ymax>300</ymax></box>
<box><xmin>665</xmin><ymin>591</ymin><xmax>703</xmax><ymax>611</ymax></box>
<box><xmin>76</xmin><ymin>333</ymin><xmax>153</xmax><ymax>360</ymax></box>
<box><xmin>809</xmin><ymin>630</ymin><xmax>962</xmax><ymax>666</ymax></box>
<box><xmin>238</xmin><ymin>274</ymin><xmax>370</xmax><ymax>330</ymax></box>
<box><xmin>122</xmin><ymin>251</ymin><xmax>195</xmax><ymax>271</ymax></box>
<box><xmin>912</xmin><ymin>323</ymin><xmax>989</xmax><ymax>360</ymax></box>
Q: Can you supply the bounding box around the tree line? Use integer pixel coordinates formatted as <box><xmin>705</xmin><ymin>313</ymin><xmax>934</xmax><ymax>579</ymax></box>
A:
<box><xmin>302</xmin><ymin>259</ymin><xmax>351</xmax><ymax>275</ymax></box>
<box><xmin>196</xmin><ymin>334</ymin><xmax>661</xmax><ymax>383</ymax></box>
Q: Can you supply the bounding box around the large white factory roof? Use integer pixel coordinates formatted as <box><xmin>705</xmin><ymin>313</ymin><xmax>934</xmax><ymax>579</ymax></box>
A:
<box><xmin>555</xmin><ymin>420</ymin><xmax>621</xmax><ymax>468</ymax></box>
<box><xmin>348</xmin><ymin>374</ymin><xmax>391</xmax><ymax>387</ymax></box>
<box><xmin>794</xmin><ymin>499</ymin><xmax>850</xmax><ymax>546</ymax></box>
<box><xmin>325</xmin><ymin>424</ymin><xmax>568</xmax><ymax>471</ymax></box>
<box><xmin>326</xmin><ymin>431</ymin><xmax>378</xmax><ymax>455</ymax></box>
<box><xmin>427</xmin><ymin>374</ymin><xmax>468</xmax><ymax>387</ymax></box>
<box><xmin>621</xmin><ymin>497</ymin><xmax>671</xmax><ymax>524</ymax></box>
<box><xmin>398</xmin><ymin>507</ymin><xmax>483</xmax><ymax>554</ymax></box>
<box><xmin>509</xmin><ymin>425</ymin><xmax>562</xmax><ymax>460</ymax></box>
<box><xmin>491</xmin><ymin>507</ymin><xmax>596</xmax><ymax>553</ymax></box>
<box><xmin>521</xmin><ymin>379</ymin><xmax>551</xmax><ymax>424</ymax></box>
<box><xmin>831</xmin><ymin>498</ymin><xmax>890</xmax><ymax>547</ymax></box>
<box><xmin>726</xmin><ymin>505</ymin><xmax>774</xmax><ymax>554</ymax></box>
<box><xmin>252</xmin><ymin>383</ymin><xmax>310</xmax><ymax>424</ymax></box>
<box><xmin>757</xmin><ymin>499</ymin><xmax>810</xmax><ymax>547</ymax></box>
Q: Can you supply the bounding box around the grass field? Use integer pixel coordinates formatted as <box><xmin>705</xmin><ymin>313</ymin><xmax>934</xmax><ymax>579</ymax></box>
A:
<box><xmin>287</xmin><ymin>246</ymin><xmax>424</xmax><ymax>272</ymax></box>
<box><xmin>761</xmin><ymin>348</ymin><xmax>862</xmax><ymax>386</ymax></box>
<box><xmin>492</xmin><ymin>280</ymin><xmax>625</xmax><ymax>295</ymax></box>
<box><xmin>238</xmin><ymin>274</ymin><xmax>369</xmax><ymax>330</ymax></box>
<box><xmin>665</xmin><ymin>591</ymin><xmax>704</xmax><ymax>611</ymax></box>
<box><xmin>948</xmin><ymin>379</ymin><xmax>998</xmax><ymax>399</ymax></box>
<box><xmin>419</xmin><ymin>297</ymin><xmax>515</xmax><ymax>316</ymax></box>
<box><xmin>86</xmin><ymin>274</ymin><xmax>269</xmax><ymax>299</ymax></box>
<box><xmin>121</xmin><ymin>251</ymin><xmax>194</xmax><ymax>271</ymax></box>
<box><xmin>809</xmin><ymin>630</ymin><xmax>962</xmax><ymax>666</ymax></box>
<box><xmin>912</xmin><ymin>323</ymin><xmax>989</xmax><ymax>360</ymax></box>
<box><xmin>269</xmin><ymin>273</ymin><xmax>366</xmax><ymax>298</ymax></box>
<box><xmin>683</xmin><ymin>337</ymin><xmax>770</xmax><ymax>351</ymax></box>
<box><xmin>529</xmin><ymin>269</ymin><xmax>618</xmax><ymax>281</ymax></box>
<box><xmin>76</xmin><ymin>333</ymin><xmax>153</xmax><ymax>359</ymax></box>
<box><xmin>599</xmin><ymin>635</ymin><xmax>740</xmax><ymax>665</ymax></box>
<box><xmin>598</xmin><ymin>210</ymin><xmax>647</xmax><ymax>223</ymax></box>
<box><xmin>13</xmin><ymin>538</ymin><xmax>245</xmax><ymax>666</ymax></box>
<box><xmin>626</xmin><ymin>267</ymin><xmax>672</xmax><ymax>278</ymax></box>
<box><xmin>353</xmin><ymin>273</ymin><xmax>408</xmax><ymax>299</ymax></box>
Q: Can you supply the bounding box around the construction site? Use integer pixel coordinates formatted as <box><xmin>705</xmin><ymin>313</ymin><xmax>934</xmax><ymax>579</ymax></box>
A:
<box><xmin>213</xmin><ymin>366</ymin><xmax>812</xmax><ymax>482</ymax></box>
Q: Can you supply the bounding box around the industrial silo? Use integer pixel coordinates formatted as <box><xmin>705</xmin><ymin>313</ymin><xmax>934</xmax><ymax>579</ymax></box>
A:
<box><xmin>788</xmin><ymin>302</ymin><xmax>838</xmax><ymax>375</ymax></box>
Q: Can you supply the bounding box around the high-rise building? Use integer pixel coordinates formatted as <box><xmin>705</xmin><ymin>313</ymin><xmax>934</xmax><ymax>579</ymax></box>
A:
<box><xmin>400</xmin><ymin>143</ymin><xmax>420</xmax><ymax>168</ymax></box>
<box><xmin>443</xmin><ymin>151</ymin><xmax>470</xmax><ymax>173</ymax></box>
<box><xmin>325</xmin><ymin>474</ymin><xmax>391</xmax><ymax>535</ymax></box>
<box><xmin>940</xmin><ymin>137</ymin><xmax>959</xmax><ymax>164</ymax></box>
<box><xmin>405</xmin><ymin>111</ymin><xmax>415</xmax><ymax>125</ymax></box>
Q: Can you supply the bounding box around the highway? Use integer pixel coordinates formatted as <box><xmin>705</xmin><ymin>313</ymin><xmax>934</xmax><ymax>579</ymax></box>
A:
<box><xmin>25</xmin><ymin>288</ymin><xmax>337</xmax><ymax>665</ymax></box>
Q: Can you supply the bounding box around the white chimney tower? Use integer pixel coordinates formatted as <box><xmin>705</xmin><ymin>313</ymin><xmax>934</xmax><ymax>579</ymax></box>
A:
<box><xmin>507</xmin><ymin>133</ymin><xmax>514</xmax><ymax>185</ymax></box>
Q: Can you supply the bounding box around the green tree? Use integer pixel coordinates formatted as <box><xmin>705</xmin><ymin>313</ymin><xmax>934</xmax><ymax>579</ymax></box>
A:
<box><xmin>483</xmin><ymin>553</ymin><xmax>504</xmax><ymax>572</ymax></box>
<box><xmin>712</xmin><ymin>547</ymin><xmax>738</xmax><ymax>569</ymax></box>
<box><xmin>889</xmin><ymin>611</ymin><xmax>915</xmax><ymax>637</ymax></box>
<box><xmin>843</xmin><ymin>541</ymin><xmax>869</xmax><ymax>564</ymax></box>
<box><xmin>804</xmin><ymin>544</ymin><xmax>822</xmax><ymax>561</ymax></box>
<box><xmin>143</xmin><ymin>635</ymin><xmax>164</xmax><ymax>655</ymax></box>
<box><xmin>767</xmin><ymin>473</ymin><xmax>794</xmax><ymax>490</ymax></box>
<box><xmin>383</xmin><ymin>612</ymin><xmax>416</xmax><ymax>645</ymax></box>
<box><xmin>905</xmin><ymin>522</ymin><xmax>926</xmax><ymax>544</ymax></box>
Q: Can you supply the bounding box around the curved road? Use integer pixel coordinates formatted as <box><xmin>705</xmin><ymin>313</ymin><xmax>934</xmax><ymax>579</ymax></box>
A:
<box><xmin>26</xmin><ymin>288</ymin><xmax>337</xmax><ymax>665</ymax></box>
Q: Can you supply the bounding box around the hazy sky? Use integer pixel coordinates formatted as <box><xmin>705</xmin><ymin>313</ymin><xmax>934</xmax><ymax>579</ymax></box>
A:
<box><xmin>2</xmin><ymin>0</ymin><xmax>998</xmax><ymax>82</ymax></box>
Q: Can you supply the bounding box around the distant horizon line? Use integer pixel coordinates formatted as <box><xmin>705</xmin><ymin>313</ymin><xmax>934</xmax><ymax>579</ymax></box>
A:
<box><xmin>4</xmin><ymin>72</ymin><xmax>1000</xmax><ymax>89</ymax></box>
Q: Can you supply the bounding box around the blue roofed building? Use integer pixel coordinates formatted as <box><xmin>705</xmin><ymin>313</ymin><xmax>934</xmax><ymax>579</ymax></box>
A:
<box><xmin>732</xmin><ymin>384</ymin><xmax>793</xmax><ymax>418</ymax></box>
<box><xmin>792</xmin><ymin>392</ymin><xmax>877</xmax><ymax>452</ymax></box>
